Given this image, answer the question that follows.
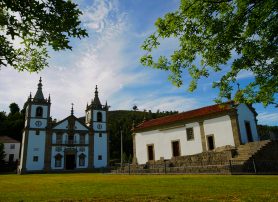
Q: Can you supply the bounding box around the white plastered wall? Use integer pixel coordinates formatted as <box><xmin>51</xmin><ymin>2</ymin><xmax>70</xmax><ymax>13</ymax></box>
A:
<box><xmin>94</xmin><ymin>132</ymin><xmax>107</xmax><ymax>168</ymax></box>
<box><xmin>26</xmin><ymin>130</ymin><xmax>46</xmax><ymax>171</ymax></box>
<box><xmin>236</xmin><ymin>104</ymin><xmax>259</xmax><ymax>143</ymax></box>
<box><xmin>203</xmin><ymin>115</ymin><xmax>235</xmax><ymax>148</ymax></box>
<box><xmin>53</xmin><ymin>120</ymin><xmax>68</xmax><ymax>130</ymax></box>
<box><xmin>135</xmin><ymin>122</ymin><xmax>203</xmax><ymax>164</ymax></box>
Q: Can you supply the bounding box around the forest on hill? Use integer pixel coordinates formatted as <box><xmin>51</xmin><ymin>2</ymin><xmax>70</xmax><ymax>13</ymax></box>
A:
<box><xmin>0</xmin><ymin>102</ymin><xmax>277</xmax><ymax>163</ymax></box>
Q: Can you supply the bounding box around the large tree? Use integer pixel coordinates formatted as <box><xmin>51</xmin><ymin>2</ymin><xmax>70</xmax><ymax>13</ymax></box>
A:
<box><xmin>0</xmin><ymin>0</ymin><xmax>87</xmax><ymax>72</ymax></box>
<box><xmin>141</xmin><ymin>0</ymin><xmax>277</xmax><ymax>106</ymax></box>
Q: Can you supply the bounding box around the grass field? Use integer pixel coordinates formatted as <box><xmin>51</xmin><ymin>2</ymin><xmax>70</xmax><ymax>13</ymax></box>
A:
<box><xmin>0</xmin><ymin>174</ymin><xmax>277</xmax><ymax>201</ymax></box>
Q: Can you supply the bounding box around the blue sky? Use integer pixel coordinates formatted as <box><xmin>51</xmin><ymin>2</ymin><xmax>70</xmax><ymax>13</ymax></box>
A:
<box><xmin>0</xmin><ymin>0</ymin><xmax>277</xmax><ymax>125</ymax></box>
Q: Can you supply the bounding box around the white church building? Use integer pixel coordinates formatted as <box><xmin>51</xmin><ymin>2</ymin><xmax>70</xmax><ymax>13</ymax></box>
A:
<box><xmin>18</xmin><ymin>78</ymin><xmax>109</xmax><ymax>174</ymax></box>
<box><xmin>133</xmin><ymin>102</ymin><xmax>259</xmax><ymax>164</ymax></box>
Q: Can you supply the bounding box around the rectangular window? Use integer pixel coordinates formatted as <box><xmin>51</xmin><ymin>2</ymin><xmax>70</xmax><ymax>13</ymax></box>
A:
<box><xmin>98</xmin><ymin>155</ymin><xmax>102</xmax><ymax>160</ymax></box>
<box><xmin>36</xmin><ymin>130</ymin><xmax>40</xmax><ymax>136</ymax></box>
<box><xmin>33</xmin><ymin>156</ymin><xmax>38</xmax><ymax>162</ymax></box>
<box><xmin>99</xmin><ymin>133</ymin><xmax>102</xmax><ymax>138</ymax></box>
<box><xmin>10</xmin><ymin>144</ymin><xmax>15</xmax><ymax>149</ymax></box>
<box><xmin>56</xmin><ymin>133</ymin><xmax>62</xmax><ymax>144</ymax></box>
<box><xmin>172</xmin><ymin>140</ymin><xmax>180</xmax><ymax>157</ymax></box>
<box><xmin>186</xmin><ymin>127</ymin><xmax>194</xmax><ymax>141</ymax></box>
<box><xmin>33</xmin><ymin>148</ymin><xmax>39</xmax><ymax>151</ymax></box>
<box><xmin>80</xmin><ymin>134</ymin><xmax>85</xmax><ymax>144</ymax></box>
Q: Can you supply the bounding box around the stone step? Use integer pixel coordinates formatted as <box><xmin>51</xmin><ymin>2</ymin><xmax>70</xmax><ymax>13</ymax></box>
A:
<box><xmin>231</xmin><ymin>140</ymin><xmax>272</xmax><ymax>161</ymax></box>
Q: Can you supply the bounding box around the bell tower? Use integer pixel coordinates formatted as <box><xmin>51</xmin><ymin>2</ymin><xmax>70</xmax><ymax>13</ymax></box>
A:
<box><xmin>85</xmin><ymin>85</ymin><xmax>109</xmax><ymax>168</ymax></box>
<box><xmin>19</xmin><ymin>77</ymin><xmax>51</xmax><ymax>173</ymax></box>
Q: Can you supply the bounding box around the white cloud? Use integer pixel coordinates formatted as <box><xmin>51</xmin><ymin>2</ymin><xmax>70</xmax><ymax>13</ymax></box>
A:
<box><xmin>111</xmin><ymin>92</ymin><xmax>199</xmax><ymax>113</ymax></box>
<box><xmin>236</xmin><ymin>70</ymin><xmax>254</xmax><ymax>80</ymax></box>
<box><xmin>0</xmin><ymin>0</ymin><xmax>141</xmax><ymax>120</ymax></box>
<box><xmin>258</xmin><ymin>112</ymin><xmax>278</xmax><ymax>126</ymax></box>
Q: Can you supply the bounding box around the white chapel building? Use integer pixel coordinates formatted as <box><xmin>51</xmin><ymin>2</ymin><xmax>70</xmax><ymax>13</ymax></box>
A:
<box><xmin>18</xmin><ymin>78</ymin><xmax>109</xmax><ymax>174</ymax></box>
<box><xmin>133</xmin><ymin>102</ymin><xmax>259</xmax><ymax>164</ymax></box>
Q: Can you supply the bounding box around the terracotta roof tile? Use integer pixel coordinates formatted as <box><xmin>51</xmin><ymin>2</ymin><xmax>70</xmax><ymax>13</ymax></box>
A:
<box><xmin>134</xmin><ymin>102</ymin><xmax>234</xmax><ymax>132</ymax></box>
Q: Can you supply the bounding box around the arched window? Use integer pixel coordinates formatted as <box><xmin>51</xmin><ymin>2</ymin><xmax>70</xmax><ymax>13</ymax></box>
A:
<box><xmin>79</xmin><ymin>153</ymin><xmax>86</xmax><ymax>166</ymax></box>
<box><xmin>55</xmin><ymin>154</ymin><xmax>62</xmax><ymax>167</ymax></box>
<box><xmin>36</xmin><ymin>106</ymin><xmax>43</xmax><ymax>117</ymax></box>
<box><xmin>97</xmin><ymin>112</ymin><xmax>102</xmax><ymax>122</ymax></box>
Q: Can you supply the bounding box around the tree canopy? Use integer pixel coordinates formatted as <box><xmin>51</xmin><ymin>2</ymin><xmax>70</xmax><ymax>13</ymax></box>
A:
<box><xmin>141</xmin><ymin>0</ymin><xmax>277</xmax><ymax>106</ymax></box>
<box><xmin>0</xmin><ymin>143</ymin><xmax>5</xmax><ymax>163</ymax></box>
<box><xmin>9</xmin><ymin>103</ymin><xmax>19</xmax><ymax>115</ymax></box>
<box><xmin>0</xmin><ymin>0</ymin><xmax>87</xmax><ymax>72</ymax></box>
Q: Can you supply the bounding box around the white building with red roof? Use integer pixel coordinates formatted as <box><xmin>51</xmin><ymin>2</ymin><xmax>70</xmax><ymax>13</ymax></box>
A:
<box><xmin>132</xmin><ymin>102</ymin><xmax>259</xmax><ymax>164</ymax></box>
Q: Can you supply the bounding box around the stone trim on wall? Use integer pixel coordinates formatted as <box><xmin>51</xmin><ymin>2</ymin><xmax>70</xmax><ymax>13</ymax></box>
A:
<box><xmin>19</xmin><ymin>131</ymin><xmax>29</xmax><ymax>174</ymax></box>
<box><xmin>132</xmin><ymin>133</ymin><xmax>137</xmax><ymax>164</ymax></box>
<box><xmin>229</xmin><ymin>112</ymin><xmax>242</xmax><ymax>146</ymax></box>
<box><xmin>198</xmin><ymin>121</ymin><xmax>207</xmax><ymax>152</ymax></box>
<box><xmin>44</xmin><ymin>128</ymin><xmax>52</xmax><ymax>172</ymax></box>
<box><xmin>88</xmin><ymin>130</ymin><xmax>94</xmax><ymax>169</ymax></box>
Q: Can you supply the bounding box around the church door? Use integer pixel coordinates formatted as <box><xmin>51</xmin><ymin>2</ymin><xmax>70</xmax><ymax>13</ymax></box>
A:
<box><xmin>65</xmin><ymin>154</ymin><xmax>76</xmax><ymax>170</ymax></box>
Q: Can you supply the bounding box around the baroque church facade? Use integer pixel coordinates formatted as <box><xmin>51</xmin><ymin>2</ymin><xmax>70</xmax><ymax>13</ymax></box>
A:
<box><xmin>18</xmin><ymin>78</ymin><xmax>109</xmax><ymax>174</ymax></box>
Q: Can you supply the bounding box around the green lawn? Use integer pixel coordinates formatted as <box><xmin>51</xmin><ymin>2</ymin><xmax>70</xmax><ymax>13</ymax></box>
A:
<box><xmin>0</xmin><ymin>174</ymin><xmax>277</xmax><ymax>201</ymax></box>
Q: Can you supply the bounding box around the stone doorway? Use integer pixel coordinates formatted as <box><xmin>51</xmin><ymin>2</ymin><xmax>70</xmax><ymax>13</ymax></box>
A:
<box><xmin>207</xmin><ymin>135</ymin><xmax>215</xmax><ymax>150</ymax></box>
<box><xmin>245</xmin><ymin>121</ymin><xmax>253</xmax><ymax>142</ymax></box>
<box><xmin>147</xmin><ymin>144</ymin><xmax>154</xmax><ymax>161</ymax></box>
<box><xmin>172</xmin><ymin>140</ymin><xmax>181</xmax><ymax>157</ymax></box>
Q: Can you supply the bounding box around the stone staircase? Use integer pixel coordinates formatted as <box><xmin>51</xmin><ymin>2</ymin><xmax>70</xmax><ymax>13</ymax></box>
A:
<box><xmin>231</xmin><ymin>140</ymin><xmax>271</xmax><ymax>161</ymax></box>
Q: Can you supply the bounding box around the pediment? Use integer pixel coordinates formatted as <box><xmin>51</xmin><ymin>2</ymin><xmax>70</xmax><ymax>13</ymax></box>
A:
<box><xmin>52</xmin><ymin>116</ymin><xmax>89</xmax><ymax>131</ymax></box>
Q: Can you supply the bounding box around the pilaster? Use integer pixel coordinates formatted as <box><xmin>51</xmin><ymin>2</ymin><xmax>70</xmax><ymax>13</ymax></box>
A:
<box><xmin>199</xmin><ymin>121</ymin><xmax>207</xmax><ymax>152</ymax></box>
<box><xmin>229</xmin><ymin>112</ymin><xmax>242</xmax><ymax>146</ymax></box>
<box><xmin>88</xmin><ymin>130</ymin><xmax>94</xmax><ymax>168</ymax></box>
